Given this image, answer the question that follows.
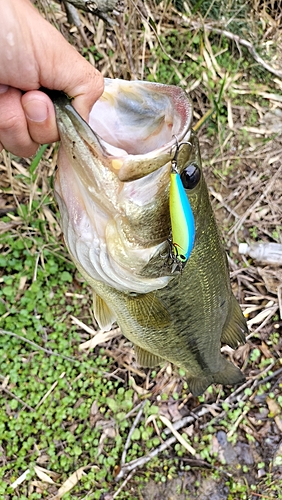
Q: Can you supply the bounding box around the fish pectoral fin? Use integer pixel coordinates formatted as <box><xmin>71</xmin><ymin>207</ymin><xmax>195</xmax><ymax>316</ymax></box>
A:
<box><xmin>221</xmin><ymin>295</ymin><xmax>247</xmax><ymax>348</ymax></box>
<box><xmin>93</xmin><ymin>293</ymin><xmax>116</xmax><ymax>331</ymax></box>
<box><xmin>134</xmin><ymin>345</ymin><xmax>164</xmax><ymax>368</ymax></box>
<box><xmin>212</xmin><ymin>358</ymin><xmax>245</xmax><ymax>387</ymax></box>
<box><xmin>125</xmin><ymin>292</ymin><xmax>171</xmax><ymax>328</ymax></box>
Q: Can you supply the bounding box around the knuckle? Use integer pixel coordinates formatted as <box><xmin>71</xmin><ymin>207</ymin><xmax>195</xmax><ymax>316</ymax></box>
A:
<box><xmin>0</xmin><ymin>112</ymin><xmax>20</xmax><ymax>133</ymax></box>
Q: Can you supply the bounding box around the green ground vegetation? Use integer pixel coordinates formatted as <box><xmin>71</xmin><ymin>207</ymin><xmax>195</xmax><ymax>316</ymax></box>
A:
<box><xmin>1</xmin><ymin>0</ymin><xmax>282</xmax><ymax>498</ymax></box>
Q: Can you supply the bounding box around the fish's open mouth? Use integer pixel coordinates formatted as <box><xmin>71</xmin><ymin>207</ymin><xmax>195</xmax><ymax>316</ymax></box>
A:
<box><xmin>87</xmin><ymin>79</ymin><xmax>194</xmax><ymax>181</ymax></box>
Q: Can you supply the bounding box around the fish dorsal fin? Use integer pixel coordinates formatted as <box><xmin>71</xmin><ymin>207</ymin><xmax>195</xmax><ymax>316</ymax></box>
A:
<box><xmin>221</xmin><ymin>295</ymin><xmax>247</xmax><ymax>349</ymax></box>
<box><xmin>93</xmin><ymin>292</ymin><xmax>116</xmax><ymax>331</ymax></box>
<box><xmin>134</xmin><ymin>345</ymin><xmax>164</xmax><ymax>368</ymax></box>
<box><xmin>125</xmin><ymin>292</ymin><xmax>171</xmax><ymax>329</ymax></box>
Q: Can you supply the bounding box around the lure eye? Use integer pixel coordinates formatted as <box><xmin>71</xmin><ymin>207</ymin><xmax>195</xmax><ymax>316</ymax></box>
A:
<box><xmin>180</xmin><ymin>162</ymin><xmax>201</xmax><ymax>190</ymax></box>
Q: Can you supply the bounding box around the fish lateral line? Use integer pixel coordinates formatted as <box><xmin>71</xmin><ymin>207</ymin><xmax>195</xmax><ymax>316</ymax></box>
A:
<box><xmin>169</xmin><ymin>140</ymin><xmax>196</xmax><ymax>270</ymax></box>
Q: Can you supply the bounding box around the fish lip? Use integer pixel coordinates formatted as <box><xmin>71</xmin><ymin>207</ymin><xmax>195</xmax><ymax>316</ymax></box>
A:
<box><xmin>89</xmin><ymin>78</ymin><xmax>194</xmax><ymax>181</ymax></box>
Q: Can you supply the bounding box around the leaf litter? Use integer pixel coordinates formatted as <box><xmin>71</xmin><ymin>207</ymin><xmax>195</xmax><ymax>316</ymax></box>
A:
<box><xmin>1</xmin><ymin>0</ymin><xmax>282</xmax><ymax>498</ymax></box>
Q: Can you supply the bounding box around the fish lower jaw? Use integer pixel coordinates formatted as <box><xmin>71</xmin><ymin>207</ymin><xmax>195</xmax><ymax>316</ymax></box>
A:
<box><xmin>71</xmin><ymin>250</ymin><xmax>172</xmax><ymax>295</ymax></box>
<box><xmin>64</xmin><ymin>224</ymin><xmax>173</xmax><ymax>294</ymax></box>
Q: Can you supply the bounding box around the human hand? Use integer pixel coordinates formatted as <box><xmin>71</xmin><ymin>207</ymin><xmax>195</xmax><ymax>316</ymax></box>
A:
<box><xmin>0</xmin><ymin>0</ymin><xmax>104</xmax><ymax>157</ymax></box>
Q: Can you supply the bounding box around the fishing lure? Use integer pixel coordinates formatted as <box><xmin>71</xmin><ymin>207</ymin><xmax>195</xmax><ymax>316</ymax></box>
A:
<box><xmin>169</xmin><ymin>142</ymin><xmax>196</xmax><ymax>268</ymax></box>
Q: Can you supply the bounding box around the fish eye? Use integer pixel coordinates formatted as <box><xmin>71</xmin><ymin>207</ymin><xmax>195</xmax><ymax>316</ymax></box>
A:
<box><xmin>180</xmin><ymin>162</ymin><xmax>201</xmax><ymax>190</ymax></box>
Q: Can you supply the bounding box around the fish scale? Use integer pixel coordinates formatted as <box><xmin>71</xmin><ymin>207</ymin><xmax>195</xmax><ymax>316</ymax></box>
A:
<box><xmin>48</xmin><ymin>79</ymin><xmax>248</xmax><ymax>396</ymax></box>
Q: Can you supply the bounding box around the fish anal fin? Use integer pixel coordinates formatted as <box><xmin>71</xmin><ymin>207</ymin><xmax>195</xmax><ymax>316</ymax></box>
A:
<box><xmin>125</xmin><ymin>292</ymin><xmax>171</xmax><ymax>328</ymax></box>
<box><xmin>221</xmin><ymin>295</ymin><xmax>247</xmax><ymax>349</ymax></box>
<box><xmin>93</xmin><ymin>292</ymin><xmax>116</xmax><ymax>331</ymax></box>
<box><xmin>135</xmin><ymin>345</ymin><xmax>164</xmax><ymax>368</ymax></box>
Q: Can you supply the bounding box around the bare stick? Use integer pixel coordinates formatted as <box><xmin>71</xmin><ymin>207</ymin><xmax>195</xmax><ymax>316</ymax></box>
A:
<box><xmin>162</xmin><ymin>405</ymin><xmax>212</xmax><ymax>435</ymax></box>
<box><xmin>181</xmin><ymin>17</ymin><xmax>282</xmax><ymax>80</ymax></box>
<box><xmin>210</xmin><ymin>26</ymin><xmax>282</xmax><ymax>80</ymax></box>
<box><xmin>0</xmin><ymin>384</ymin><xmax>34</xmax><ymax>412</ymax></box>
<box><xmin>115</xmin><ymin>435</ymin><xmax>177</xmax><ymax>481</ymax></box>
<box><xmin>112</xmin><ymin>471</ymin><xmax>135</xmax><ymax>499</ymax></box>
<box><xmin>116</xmin><ymin>405</ymin><xmax>213</xmax><ymax>480</ymax></box>
<box><xmin>121</xmin><ymin>400</ymin><xmax>146</xmax><ymax>466</ymax></box>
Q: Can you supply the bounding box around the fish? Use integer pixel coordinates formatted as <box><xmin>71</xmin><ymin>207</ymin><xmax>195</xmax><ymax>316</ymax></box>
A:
<box><xmin>50</xmin><ymin>78</ymin><xmax>248</xmax><ymax>396</ymax></box>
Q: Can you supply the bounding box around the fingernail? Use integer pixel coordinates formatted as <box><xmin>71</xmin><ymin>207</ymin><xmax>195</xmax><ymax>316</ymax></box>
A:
<box><xmin>23</xmin><ymin>100</ymin><xmax>48</xmax><ymax>122</ymax></box>
<box><xmin>0</xmin><ymin>84</ymin><xmax>9</xmax><ymax>94</ymax></box>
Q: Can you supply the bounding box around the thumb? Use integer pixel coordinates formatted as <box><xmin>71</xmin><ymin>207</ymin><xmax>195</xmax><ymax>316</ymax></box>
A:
<box><xmin>32</xmin><ymin>13</ymin><xmax>104</xmax><ymax>121</ymax></box>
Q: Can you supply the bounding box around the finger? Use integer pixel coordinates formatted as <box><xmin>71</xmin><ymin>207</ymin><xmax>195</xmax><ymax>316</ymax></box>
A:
<box><xmin>22</xmin><ymin>90</ymin><xmax>59</xmax><ymax>145</ymax></box>
<box><xmin>67</xmin><ymin>64</ymin><xmax>104</xmax><ymax>121</ymax></box>
<box><xmin>36</xmin><ymin>28</ymin><xmax>104</xmax><ymax>121</ymax></box>
<box><xmin>0</xmin><ymin>86</ymin><xmax>38</xmax><ymax>157</ymax></box>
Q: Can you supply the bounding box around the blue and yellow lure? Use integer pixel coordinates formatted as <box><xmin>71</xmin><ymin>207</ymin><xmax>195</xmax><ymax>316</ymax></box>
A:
<box><xmin>169</xmin><ymin>143</ymin><xmax>195</xmax><ymax>267</ymax></box>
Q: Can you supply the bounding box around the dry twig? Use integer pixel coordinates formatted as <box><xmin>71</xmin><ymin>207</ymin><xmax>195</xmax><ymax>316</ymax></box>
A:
<box><xmin>0</xmin><ymin>329</ymin><xmax>78</xmax><ymax>363</ymax></box>
<box><xmin>121</xmin><ymin>400</ymin><xmax>146</xmax><ymax>466</ymax></box>
<box><xmin>115</xmin><ymin>406</ymin><xmax>212</xmax><ymax>480</ymax></box>
<box><xmin>180</xmin><ymin>16</ymin><xmax>282</xmax><ymax>79</ymax></box>
<box><xmin>0</xmin><ymin>376</ymin><xmax>34</xmax><ymax>412</ymax></box>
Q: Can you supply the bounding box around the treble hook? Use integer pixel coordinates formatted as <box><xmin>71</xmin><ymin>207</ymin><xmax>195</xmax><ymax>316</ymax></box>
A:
<box><xmin>171</xmin><ymin>136</ymin><xmax>192</xmax><ymax>173</ymax></box>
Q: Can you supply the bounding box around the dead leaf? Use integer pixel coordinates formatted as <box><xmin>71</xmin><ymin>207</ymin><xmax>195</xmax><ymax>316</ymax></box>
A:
<box><xmin>129</xmin><ymin>376</ymin><xmax>149</xmax><ymax>396</ymax></box>
<box><xmin>52</xmin><ymin>467</ymin><xmax>86</xmax><ymax>499</ymax></box>
<box><xmin>18</xmin><ymin>276</ymin><xmax>28</xmax><ymax>291</ymax></box>
<box><xmin>259</xmin><ymin>341</ymin><xmax>274</xmax><ymax>358</ymax></box>
<box><xmin>167</xmin><ymin>401</ymin><xmax>183</xmax><ymax>422</ymax></box>
<box><xmin>79</xmin><ymin>328</ymin><xmax>121</xmax><ymax>350</ymax></box>
<box><xmin>0</xmin><ymin>220</ymin><xmax>20</xmax><ymax>233</ymax></box>
<box><xmin>258</xmin><ymin>267</ymin><xmax>282</xmax><ymax>293</ymax></box>
<box><xmin>211</xmin><ymin>435</ymin><xmax>220</xmax><ymax>455</ymax></box>
<box><xmin>30</xmin><ymin>480</ymin><xmax>54</xmax><ymax>493</ymax></box>
<box><xmin>183</xmin><ymin>425</ymin><xmax>194</xmax><ymax>438</ymax></box>
<box><xmin>274</xmin><ymin>416</ymin><xmax>282</xmax><ymax>432</ymax></box>
<box><xmin>34</xmin><ymin>466</ymin><xmax>56</xmax><ymax>485</ymax></box>
<box><xmin>159</xmin><ymin>414</ymin><xmax>197</xmax><ymax>456</ymax></box>
<box><xmin>90</xmin><ymin>400</ymin><xmax>100</xmax><ymax>428</ymax></box>
<box><xmin>266</xmin><ymin>397</ymin><xmax>281</xmax><ymax>417</ymax></box>
<box><xmin>97</xmin><ymin>427</ymin><xmax>116</xmax><ymax>456</ymax></box>
<box><xmin>36</xmin><ymin>454</ymin><xmax>51</xmax><ymax>465</ymax></box>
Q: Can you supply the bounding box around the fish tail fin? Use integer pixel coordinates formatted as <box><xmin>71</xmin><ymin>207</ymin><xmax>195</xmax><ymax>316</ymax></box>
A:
<box><xmin>187</xmin><ymin>358</ymin><xmax>245</xmax><ymax>396</ymax></box>
<box><xmin>221</xmin><ymin>294</ymin><xmax>248</xmax><ymax>348</ymax></box>
<box><xmin>187</xmin><ymin>376</ymin><xmax>214</xmax><ymax>397</ymax></box>
<box><xmin>212</xmin><ymin>357</ymin><xmax>245</xmax><ymax>387</ymax></box>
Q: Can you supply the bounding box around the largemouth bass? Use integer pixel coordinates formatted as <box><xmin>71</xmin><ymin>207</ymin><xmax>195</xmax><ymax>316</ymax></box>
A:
<box><xmin>51</xmin><ymin>79</ymin><xmax>247</xmax><ymax>396</ymax></box>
